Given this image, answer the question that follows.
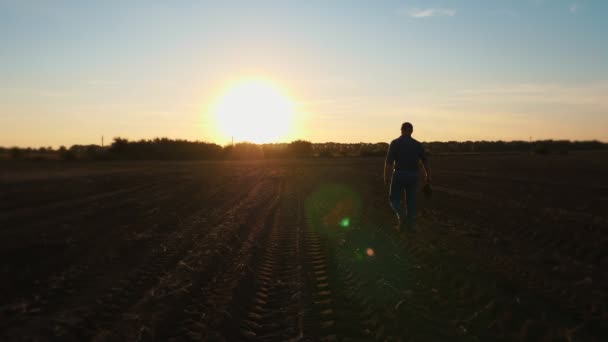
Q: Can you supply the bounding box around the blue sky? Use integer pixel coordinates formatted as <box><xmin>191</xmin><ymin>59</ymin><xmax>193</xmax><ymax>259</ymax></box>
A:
<box><xmin>1</xmin><ymin>0</ymin><xmax>607</xmax><ymax>147</ymax></box>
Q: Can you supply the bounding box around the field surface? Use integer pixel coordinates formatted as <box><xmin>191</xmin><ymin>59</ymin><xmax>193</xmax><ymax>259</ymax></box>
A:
<box><xmin>1</xmin><ymin>152</ymin><xmax>608</xmax><ymax>341</ymax></box>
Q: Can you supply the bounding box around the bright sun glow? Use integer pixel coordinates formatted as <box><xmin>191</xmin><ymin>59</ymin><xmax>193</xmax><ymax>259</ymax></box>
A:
<box><xmin>213</xmin><ymin>80</ymin><xmax>296</xmax><ymax>144</ymax></box>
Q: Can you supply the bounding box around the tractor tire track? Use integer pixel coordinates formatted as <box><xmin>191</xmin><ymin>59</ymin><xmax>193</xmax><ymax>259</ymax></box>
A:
<box><xmin>158</xmin><ymin>177</ymin><xmax>283</xmax><ymax>342</ymax></box>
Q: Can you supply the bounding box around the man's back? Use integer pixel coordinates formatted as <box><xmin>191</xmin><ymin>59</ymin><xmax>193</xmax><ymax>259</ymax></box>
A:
<box><xmin>386</xmin><ymin>136</ymin><xmax>426</xmax><ymax>172</ymax></box>
<box><xmin>384</xmin><ymin>122</ymin><xmax>431</xmax><ymax>231</ymax></box>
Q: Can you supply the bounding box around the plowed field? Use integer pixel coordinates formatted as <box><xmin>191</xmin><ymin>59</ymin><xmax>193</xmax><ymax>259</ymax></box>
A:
<box><xmin>1</xmin><ymin>153</ymin><xmax>607</xmax><ymax>341</ymax></box>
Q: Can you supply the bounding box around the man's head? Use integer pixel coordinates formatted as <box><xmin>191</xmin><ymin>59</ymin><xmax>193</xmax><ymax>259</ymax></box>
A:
<box><xmin>401</xmin><ymin>122</ymin><xmax>413</xmax><ymax>136</ymax></box>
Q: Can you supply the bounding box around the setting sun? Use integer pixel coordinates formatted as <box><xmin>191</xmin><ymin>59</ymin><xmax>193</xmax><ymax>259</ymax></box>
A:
<box><xmin>212</xmin><ymin>80</ymin><xmax>296</xmax><ymax>144</ymax></box>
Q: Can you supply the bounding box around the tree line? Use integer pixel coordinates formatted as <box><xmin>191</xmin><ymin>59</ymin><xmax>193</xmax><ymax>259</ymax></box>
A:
<box><xmin>1</xmin><ymin>138</ymin><xmax>605</xmax><ymax>161</ymax></box>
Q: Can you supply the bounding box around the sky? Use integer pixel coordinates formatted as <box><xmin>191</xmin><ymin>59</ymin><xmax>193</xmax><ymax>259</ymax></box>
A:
<box><xmin>1</xmin><ymin>0</ymin><xmax>607</xmax><ymax>147</ymax></box>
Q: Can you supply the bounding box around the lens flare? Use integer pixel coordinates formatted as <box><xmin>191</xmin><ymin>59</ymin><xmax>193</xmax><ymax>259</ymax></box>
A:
<box><xmin>305</xmin><ymin>182</ymin><xmax>361</xmax><ymax>236</ymax></box>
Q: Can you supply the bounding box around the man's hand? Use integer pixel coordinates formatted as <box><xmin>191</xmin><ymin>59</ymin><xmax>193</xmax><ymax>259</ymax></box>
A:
<box><xmin>425</xmin><ymin>174</ymin><xmax>432</xmax><ymax>184</ymax></box>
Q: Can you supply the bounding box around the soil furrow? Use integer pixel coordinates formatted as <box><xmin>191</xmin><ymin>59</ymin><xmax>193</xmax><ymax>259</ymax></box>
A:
<box><xmin>162</xmin><ymin>179</ymin><xmax>282</xmax><ymax>341</ymax></box>
<box><xmin>1</xmin><ymin>170</ymin><xmax>263</xmax><ymax>340</ymax></box>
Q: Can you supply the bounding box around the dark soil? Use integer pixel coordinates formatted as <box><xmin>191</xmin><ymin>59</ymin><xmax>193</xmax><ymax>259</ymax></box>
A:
<box><xmin>1</xmin><ymin>153</ymin><xmax>607</xmax><ymax>341</ymax></box>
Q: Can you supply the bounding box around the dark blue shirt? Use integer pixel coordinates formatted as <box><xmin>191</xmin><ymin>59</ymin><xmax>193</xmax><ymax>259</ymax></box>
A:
<box><xmin>385</xmin><ymin>136</ymin><xmax>427</xmax><ymax>172</ymax></box>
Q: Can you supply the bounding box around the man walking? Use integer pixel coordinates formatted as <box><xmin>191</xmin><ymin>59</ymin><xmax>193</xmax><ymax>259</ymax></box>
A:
<box><xmin>384</xmin><ymin>122</ymin><xmax>431</xmax><ymax>231</ymax></box>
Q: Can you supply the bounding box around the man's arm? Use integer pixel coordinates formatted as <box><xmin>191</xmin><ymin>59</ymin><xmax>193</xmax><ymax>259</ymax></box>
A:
<box><xmin>420</xmin><ymin>144</ymin><xmax>431</xmax><ymax>184</ymax></box>
<box><xmin>384</xmin><ymin>161</ymin><xmax>394</xmax><ymax>186</ymax></box>
<box><xmin>422</xmin><ymin>159</ymin><xmax>432</xmax><ymax>184</ymax></box>
<box><xmin>384</xmin><ymin>142</ymin><xmax>395</xmax><ymax>186</ymax></box>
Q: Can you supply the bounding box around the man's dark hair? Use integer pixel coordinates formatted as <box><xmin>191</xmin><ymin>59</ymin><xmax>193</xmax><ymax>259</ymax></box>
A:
<box><xmin>401</xmin><ymin>122</ymin><xmax>413</xmax><ymax>131</ymax></box>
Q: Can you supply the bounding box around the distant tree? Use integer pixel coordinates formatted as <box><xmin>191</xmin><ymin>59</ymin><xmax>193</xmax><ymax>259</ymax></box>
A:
<box><xmin>10</xmin><ymin>147</ymin><xmax>22</xmax><ymax>160</ymax></box>
<box><xmin>106</xmin><ymin>137</ymin><xmax>223</xmax><ymax>160</ymax></box>
<box><xmin>14</xmin><ymin>138</ymin><xmax>604</xmax><ymax>162</ymax></box>
<box><xmin>360</xmin><ymin>142</ymin><xmax>388</xmax><ymax>157</ymax></box>
<box><xmin>109</xmin><ymin>138</ymin><xmax>130</xmax><ymax>157</ymax></box>
<box><xmin>223</xmin><ymin>145</ymin><xmax>234</xmax><ymax>158</ymax></box>
<box><xmin>228</xmin><ymin>142</ymin><xmax>264</xmax><ymax>159</ymax></box>
<box><xmin>59</xmin><ymin>146</ymin><xmax>77</xmax><ymax>161</ymax></box>
<box><xmin>288</xmin><ymin>140</ymin><xmax>313</xmax><ymax>158</ymax></box>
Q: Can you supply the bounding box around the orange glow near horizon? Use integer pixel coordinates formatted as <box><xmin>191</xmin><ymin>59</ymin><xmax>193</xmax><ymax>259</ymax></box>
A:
<box><xmin>211</xmin><ymin>79</ymin><xmax>297</xmax><ymax>144</ymax></box>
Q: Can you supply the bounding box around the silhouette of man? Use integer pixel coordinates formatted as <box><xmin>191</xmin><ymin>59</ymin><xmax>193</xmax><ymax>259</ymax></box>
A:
<box><xmin>384</xmin><ymin>122</ymin><xmax>431</xmax><ymax>231</ymax></box>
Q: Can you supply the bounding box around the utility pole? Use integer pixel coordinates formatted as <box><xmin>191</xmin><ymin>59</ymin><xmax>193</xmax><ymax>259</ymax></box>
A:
<box><xmin>232</xmin><ymin>136</ymin><xmax>234</xmax><ymax>147</ymax></box>
<box><xmin>102</xmin><ymin>135</ymin><xmax>104</xmax><ymax>148</ymax></box>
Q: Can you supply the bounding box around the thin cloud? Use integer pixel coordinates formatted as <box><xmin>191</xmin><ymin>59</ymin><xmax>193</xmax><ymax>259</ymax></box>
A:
<box><xmin>569</xmin><ymin>3</ymin><xmax>578</xmax><ymax>13</ymax></box>
<box><xmin>402</xmin><ymin>8</ymin><xmax>456</xmax><ymax>18</ymax></box>
<box><xmin>448</xmin><ymin>81</ymin><xmax>608</xmax><ymax>111</ymax></box>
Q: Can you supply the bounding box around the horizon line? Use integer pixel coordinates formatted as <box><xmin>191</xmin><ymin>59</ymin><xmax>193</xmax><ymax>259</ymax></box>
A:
<box><xmin>2</xmin><ymin>138</ymin><xmax>607</xmax><ymax>150</ymax></box>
